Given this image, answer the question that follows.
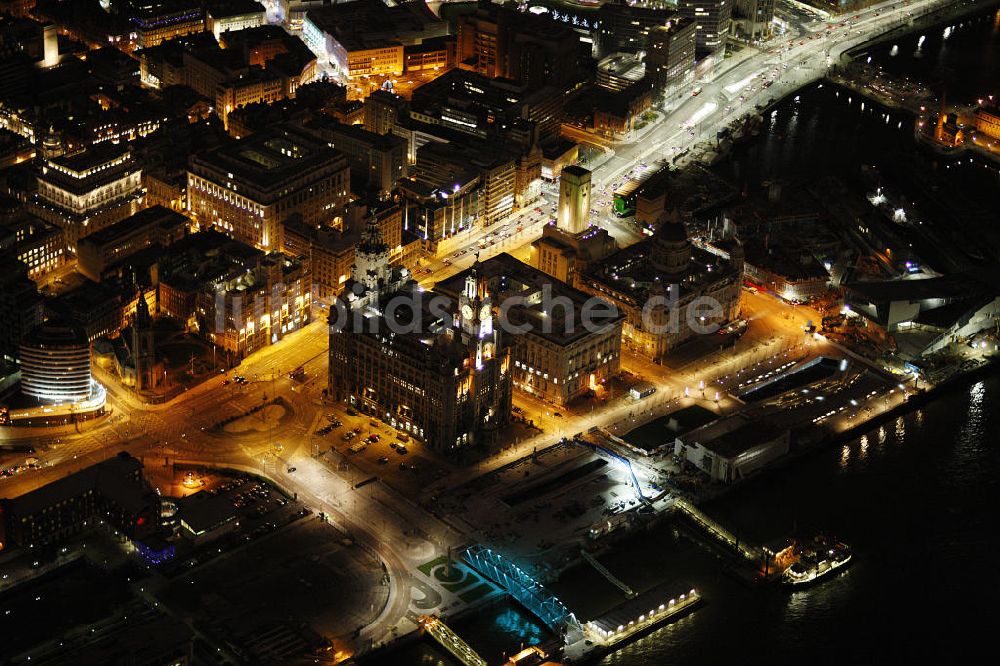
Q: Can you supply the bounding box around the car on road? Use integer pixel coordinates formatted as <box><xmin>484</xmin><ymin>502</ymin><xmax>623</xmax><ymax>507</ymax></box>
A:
<box><xmin>553</xmin><ymin>412</ymin><xmax>563</xmax><ymax>418</ymax></box>
<box><xmin>378</xmin><ymin>456</ymin><xmax>389</xmax><ymax>464</ymax></box>
<box><xmin>396</xmin><ymin>445</ymin><xmax>408</xmax><ymax>455</ymax></box>
<box><xmin>287</xmin><ymin>467</ymin><xmax>296</xmax><ymax>473</ymax></box>
<box><xmin>342</xmin><ymin>432</ymin><xmax>356</xmax><ymax>441</ymax></box>
<box><xmin>346</xmin><ymin>407</ymin><xmax>358</xmax><ymax>416</ymax></box>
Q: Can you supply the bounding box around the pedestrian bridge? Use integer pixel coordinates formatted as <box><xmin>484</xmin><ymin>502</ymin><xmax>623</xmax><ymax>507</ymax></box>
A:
<box><xmin>463</xmin><ymin>544</ymin><xmax>583</xmax><ymax>641</ymax></box>
<box><xmin>417</xmin><ymin>615</ymin><xmax>487</xmax><ymax>666</ymax></box>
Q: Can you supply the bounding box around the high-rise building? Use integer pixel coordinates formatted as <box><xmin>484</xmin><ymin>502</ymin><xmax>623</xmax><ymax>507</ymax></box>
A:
<box><xmin>329</xmin><ymin>223</ymin><xmax>512</xmax><ymax>451</ymax></box>
<box><xmin>734</xmin><ymin>0</ymin><xmax>774</xmax><ymax>42</ymax></box>
<box><xmin>557</xmin><ymin>166</ymin><xmax>591</xmax><ymax>234</ymax></box>
<box><xmin>456</xmin><ymin>0</ymin><xmax>582</xmax><ymax>88</ymax></box>
<box><xmin>593</xmin><ymin>2</ymin><xmax>682</xmax><ymax>59</ymax></box>
<box><xmin>187</xmin><ymin>125</ymin><xmax>350</xmax><ymax>251</ymax></box>
<box><xmin>19</xmin><ymin>319</ymin><xmax>92</xmax><ymax>404</ymax></box>
<box><xmin>678</xmin><ymin>0</ymin><xmax>732</xmax><ymax>57</ymax></box>
<box><xmin>646</xmin><ymin>18</ymin><xmax>698</xmax><ymax>91</ymax></box>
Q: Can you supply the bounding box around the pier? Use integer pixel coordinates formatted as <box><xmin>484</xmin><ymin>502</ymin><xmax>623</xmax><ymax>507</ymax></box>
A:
<box><xmin>580</xmin><ymin>549</ymin><xmax>636</xmax><ymax>598</ymax></box>
<box><xmin>563</xmin><ymin>584</ymin><xmax>703</xmax><ymax>661</ymax></box>
<box><xmin>828</xmin><ymin>63</ymin><xmax>934</xmax><ymax>115</ymax></box>
<box><xmin>674</xmin><ymin>499</ymin><xmax>760</xmax><ymax>563</ymax></box>
<box><xmin>417</xmin><ymin>615</ymin><xmax>488</xmax><ymax>666</ymax></box>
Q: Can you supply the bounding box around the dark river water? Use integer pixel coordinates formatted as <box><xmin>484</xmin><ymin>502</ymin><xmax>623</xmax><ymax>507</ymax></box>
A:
<box><xmin>385</xmin><ymin>6</ymin><xmax>1000</xmax><ymax>665</ymax></box>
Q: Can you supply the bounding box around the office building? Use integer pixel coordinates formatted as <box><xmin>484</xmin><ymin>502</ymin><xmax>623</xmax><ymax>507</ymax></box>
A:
<box><xmin>0</xmin><ymin>207</ymin><xmax>66</xmax><ymax>280</ymax></box>
<box><xmin>596</xmin><ymin>53</ymin><xmax>647</xmax><ymax>93</ymax></box>
<box><xmin>678</xmin><ymin>0</ymin><xmax>732</xmax><ymax>57</ymax></box>
<box><xmin>207</xmin><ymin>0</ymin><xmax>266</xmax><ymax>39</ymax></box>
<box><xmin>127</xmin><ymin>1</ymin><xmax>205</xmax><ymax>49</ymax></box>
<box><xmin>646</xmin><ymin>18</ymin><xmax>698</xmax><ymax>91</ymax></box>
<box><xmin>0</xmin><ymin>452</ymin><xmax>160</xmax><ymax>548</ymax></box>
<box><xmin>0</xmin><ymin>259</ymin><xmax>43</xmax><ymax>363</ymax></box>
<box><xmin>329</xmin><ymin>224</ymin><xmax>512</xmax><ymax>450</ymax></box>
<box><xmin>579</xmin><ymin>209</ymin><xmax>743</xmax><ymax>361</ymax></box>
<box><xmin>436</xmin><ymin>253</ymin><xmax>624</xmax><ymax>406</ymax></box>
<box><xmin>734</xmin><ymin>0</ymin><xmax>775</xmax><ymax>42</ymax></box>
<box><xmin>77</xmin><ymin>205</ymin><xmax>188</xmax><ymax>282</ymax></box>
<box><xmin>187</xmin><ymin>125</ymin><xmax>350</xmax><ymax>251</ymax></box>
<box><xmin>593</xmin><ymin>2</ymin><xmax>683</xmax><ymax>58</ymax></box>
<box><xmin>30</xmin><ymin>143</ymin><xmax>144</xmax><ymax>251</ymax></box>
<box><xmin>557</xmin><ymin>166</ymin><xmax>592</xmax><ymax>234</ymax></box>
<box><xmin>302</xmin><ymin>0</ymin><xmax>446</xmax><ymax>79</ymax></box>
<box><xmin>302</xmin><ymin>116</ymin><xmax>407</xmax><ymax>197</ymax></box>
<box><xmin>197</xmin><ymin>249</ymin><xmax>311</xmax><ymax>359</ymax></box>
<box><xmin>19</xmin><ymin>319</ymin><xmax>92</xmax><ymax>403</ymax></box>
<box><xmin>398</xmin><ymin>172</ymin><xmax>482</xmax><ymax>246</ymax></box>
<box><xmin>531</xmin><ymin>224</ymin><xmax>618</xmax><ymax>287</ymax></box>
<box><xmin>456</xmin><ymin>1</ymin><xmax>583</xmax><ymax>88</ymax></box>
<box><xmin>364</xmin><ymin>89</ymin><xmax>408</xmax><ymax>135</ymax></box>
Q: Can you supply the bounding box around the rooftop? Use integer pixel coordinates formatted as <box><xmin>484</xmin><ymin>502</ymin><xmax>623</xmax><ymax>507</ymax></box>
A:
<box><xmin>177</xmin><ymin>490</ymin><xmax>240</xmax><ymax>534</ymax></box>
<box><xmin>696</xmin><ymin>419</ymin><xmax>786</xmax><ymax>460</ymax></box>
<box><xmin>435</xmin><ymin>253</ymin><xmax>623</xmax><ymax>346</ymax></box>
<box><xmin>2</xmin><ymin>452</ymin><xmax>146</xmax><ymax>517</ymax></box>
<box><xmin>189</xmin><ymin>125</ymin><xmax>345</xmax><ymax>197</ymax></box>
<box><xmin>80</xmin><ymin>205</ymin><xmax>187</xmax><ymax>246</ymax></box>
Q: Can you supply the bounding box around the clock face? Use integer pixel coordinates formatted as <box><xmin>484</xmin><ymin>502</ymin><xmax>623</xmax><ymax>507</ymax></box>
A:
<box><xmin>461</xmin><ymin>304</ymin><xmax>473</xmax><ymax>321</ymax></box>
<box><xmin>480</xmin><ymin>304</ymin><xmax>491</xmax><ymax>320</ymax></box>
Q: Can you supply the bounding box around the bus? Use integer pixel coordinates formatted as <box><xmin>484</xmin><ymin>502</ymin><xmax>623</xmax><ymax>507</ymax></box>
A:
<box><xmin>612</xmin><ymin>179</ymin><xmax>641</xmax><ymax>217</ymax></box>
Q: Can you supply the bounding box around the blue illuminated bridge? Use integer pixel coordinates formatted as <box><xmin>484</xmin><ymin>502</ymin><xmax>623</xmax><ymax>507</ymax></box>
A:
<box><xmin>462</xmin><ymin>544</ymin><xmax>583</xmax><ymax>642</ymax></box>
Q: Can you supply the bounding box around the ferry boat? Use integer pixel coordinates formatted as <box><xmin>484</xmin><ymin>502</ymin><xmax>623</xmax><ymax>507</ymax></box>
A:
<box><xmin>782</xmin><ymin>537</ymin><xmax>852</xmax><ymax>587</ymax></box>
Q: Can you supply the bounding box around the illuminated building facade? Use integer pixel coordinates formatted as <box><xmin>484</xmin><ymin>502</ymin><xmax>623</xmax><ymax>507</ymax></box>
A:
<box><xmin>195</xmin><ymin>250</ymin><xmax>312</xmax><ymax>359</ymax></box>
<box><xmin>557</xmin><ymin>165</ymin><xmax>591</xmax><ymax>234</ymax></box>
<box><xmin>129</xmin><ymin>2</ymin><xmax>205</xmax><ymax>49</ymax></box>
<box><xmin>579</xmin><ymin>209</ymin><xmax>743</xmax><ymax>362</ymax></box>
<box><xmin>187</xmin><ymin>125</ymin><xmax>350</xmax><ymax>251</ymax></box>
<box><xmin>30</xmin><ymin>143</ymin><xmax>144</xmax><ymax>251</ymax></box>
<box><xmin>1</xmin><ymin>211</ymin><xmax>66</xmax><ymax>279</ymax></box>
<box><xmin>646</xmin><ymin>19</ymin><xmax>698</xmax><ymax>92</ymax></box>
<box><xmin>593</xmin><ymin>3</ymin><xmax>684</xmax><ymax>58</ymax></box>
<box><xmin>329</xmin><ymin>224</ymin><xmax>512</xmax><ymax>450</ymax></box>
<box><xmin>974</xmin><ymin>105</ymin><xmax>1000</xmax><ymax>140</ymax></box>
<box><xmin>302</xmin><ymin>0</ymin><xmax>446</xmax><ymax>79</ymax></box>
<box><xmin>531</xmin><ymin>223</ymin><xmax>619</xmax><ymax>287</ymax></box>
<box><xmin>207</xmin><ymin>0</ymin><xmax>265</xmax><ymax>39</ymax></box>
<box><xmin>18</xmin><ymin>319</ymin><xmax>103</xmax><ymax>415</ymax></box>
<box><xmin>678</xmin><ymin>0</ymin><xmax>732</xmax><ymax>57</ymax></box>
<box><xmin>436</xmin><ymin>253</ymin><xmax>623</xmax><ymax>406</ymax></box>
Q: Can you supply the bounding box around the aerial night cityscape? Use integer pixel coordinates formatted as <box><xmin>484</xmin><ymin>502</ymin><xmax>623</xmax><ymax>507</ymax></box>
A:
<box><xmin>0</xmin><ymin>0</ymin><xmax>998</xmax><ymax>663</ymax></box>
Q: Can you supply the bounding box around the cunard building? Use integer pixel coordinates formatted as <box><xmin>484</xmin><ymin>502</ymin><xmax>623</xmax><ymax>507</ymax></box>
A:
<box><xmin>329</xmin><ymin>218</ymin><xmax>512</xmax><ymax>451</ymax></box>
<box><xmin>579</xmin><ymin>208</ymin><xmax>743</xmax><ymax>362</ymax></box>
